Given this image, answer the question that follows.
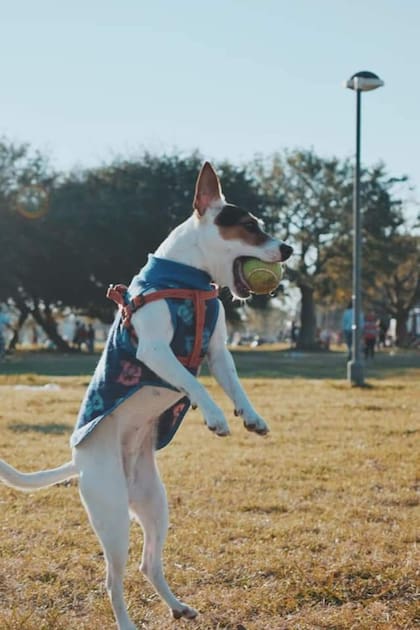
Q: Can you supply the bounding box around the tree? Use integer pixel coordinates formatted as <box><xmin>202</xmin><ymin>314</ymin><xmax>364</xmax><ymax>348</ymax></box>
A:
<box><xmin>252</xmin><ymin>150</ymin><xmax>354</xmax><ymax>349</ymax></box>
<box><xmin>0</xmin><ymin>139</ymin><xmax>74</xmax><ymax>349</ymax></box>
<box><xmin>253</xmin><ymin>151</ymin><xmax>411</xmax><ymax>349</ymax></box>
<box><xmin>1</xmin><ymin>150</ymin><xmax>271</xmax><ymax>347</ymax></box>
<box><xmin>1</xmin><ymin>141</ymin><xmax>415</xmax><ymax>351</ymax></box>
<box><xmin>367</xmin><ymin>233</ymin><xmax>419</xmax><ymax>345</ymax></box>
<box><xmin>319</xmin><ymin>165</ymin><xmax>412</xmax><ymax>345</ymax></box>
<box><xmin>0</xmin><ymin>139</ymin><xmax>53</xmax><ymax>301</ymax></box>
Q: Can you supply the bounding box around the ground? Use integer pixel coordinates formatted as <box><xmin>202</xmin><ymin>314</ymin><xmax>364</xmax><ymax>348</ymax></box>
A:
<box><xmin>0</xmin><ymin>348</ymin><xmax>419</xmax><ymax>629</ymax></box>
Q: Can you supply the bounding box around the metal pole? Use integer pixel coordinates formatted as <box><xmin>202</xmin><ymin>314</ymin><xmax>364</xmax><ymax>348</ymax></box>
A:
<box><xmin>348</xmin><ymin>89</ymin><xmax>364</xmax><ymax>386</ymax></box>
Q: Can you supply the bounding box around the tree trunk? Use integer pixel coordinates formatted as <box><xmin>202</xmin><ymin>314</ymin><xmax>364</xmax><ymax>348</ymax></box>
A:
<box><xmin>31</xmin><ymin>303</ymin><xmax>74</xmax><ymax>352</ymax></box>
<box><xmin>297</xmin><ymin>284</ymin><xmax>317</xmax><ymax>350</ymax></box>
<box><xmin>395</xmin><ymin>311</ymin><xmax>408</xmax><ymax>347</ymax></box>
<box><xmin>7</xmin><ymin>306</ymin><xmax>29</xmax><ymax>351</ymax></box>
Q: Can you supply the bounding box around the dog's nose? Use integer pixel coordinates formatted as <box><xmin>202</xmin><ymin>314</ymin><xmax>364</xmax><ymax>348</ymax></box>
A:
<box><xmin>280</xmin><ymin>243</ymin><xmax>293</xmax><ymax>262</ymax></box>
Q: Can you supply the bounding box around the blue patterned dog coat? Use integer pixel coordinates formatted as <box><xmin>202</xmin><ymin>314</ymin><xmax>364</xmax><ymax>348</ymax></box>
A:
<box><xmin>71</xmin><ymin>256</ymin><xmax>220</xmax><ymax>450</ymax></box>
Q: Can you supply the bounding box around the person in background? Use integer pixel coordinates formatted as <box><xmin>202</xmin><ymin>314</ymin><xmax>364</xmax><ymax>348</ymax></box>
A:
<box><xmin>363</xmin><ymin>311</ymin><xmax>378</xmax><ymax>359</ymax></box>
<box><xmin>0</xmin><ymin>307</ymin><xmax>12</xmax><ymax>360</ymax></box>
<box><xmin>342</xmin><ymin>300</ymin><xmax>364</xmax><ymax>361</ymax></box>
<box><xmin>319</xmin><ymin>328</ymin><xmax>331</xmax><ymax>350</ymax></box>
<box><xmin>73</xmin><ymin>321</ymin><xmax>88</xmax><ymax>351</ymax></box>
<box><xmin>291</xmin><ymin>320</ymin><xmax>299</xmax><ymax>348</ymax></box>
<box><xmin>379</xmin><ymin>316</ymin><xmax>389</xmax><ymax>348</ymax></box>
<box><xmin>342</xmin><ymin>301</ymin><xmax>353</xmax><ymax>360</ymax></box>
<box><xmin>73</xmin><ymin>320</ymin><xmax>82</xmax><ymax>349</ymax></box>
<box><xmin>87</xmin><ymin>323</ymin><xmax>95</xmax><ymax>353</ymax></box>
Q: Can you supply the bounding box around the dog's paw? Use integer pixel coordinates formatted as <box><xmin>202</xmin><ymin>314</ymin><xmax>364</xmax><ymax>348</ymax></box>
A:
<box><xmin>204</xmin><ymin>404</ymin><xmax>230</xmax><ymax>436</ymax></box>
<box><xmin>171</xmin><ymin>603</ymin><xmax>198</xmax><ymax>619</ymax></box>
<box><xmin>237</xmin><ymin>408</ymin><xmax>270</xmax><ymax>436</ymax></box>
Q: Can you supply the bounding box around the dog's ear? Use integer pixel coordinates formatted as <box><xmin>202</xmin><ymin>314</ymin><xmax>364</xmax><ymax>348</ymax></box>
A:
<box><xmin>193</xmin><ymin>162</ymin><xmax>223</xmax><ymax>216</ymax></box>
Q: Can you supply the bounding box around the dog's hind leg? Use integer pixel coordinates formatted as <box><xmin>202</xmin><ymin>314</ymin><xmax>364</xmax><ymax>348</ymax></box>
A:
<box><xmin>75</xmin><ymin>444</ymin><xmax>136</xmax><ymax>630</ymax></box>
<box><xmin>129</xmin><ymin>448</ymin><xmax>198</xmax><ymax>620</ymax></box>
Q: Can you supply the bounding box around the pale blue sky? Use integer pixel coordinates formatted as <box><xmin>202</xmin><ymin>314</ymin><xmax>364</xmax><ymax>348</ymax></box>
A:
<box><xmin>1</xmin><ymin>0</ymin><xmax>419</xmax><ymax>209</ymax></box>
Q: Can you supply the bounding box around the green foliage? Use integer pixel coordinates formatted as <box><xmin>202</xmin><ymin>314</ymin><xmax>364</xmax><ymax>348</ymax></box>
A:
<box><xmin>252</xmin><ymin>150</ymin><xmax>355</xmax><ymax>346</ymax></box>
<box><xmin>251</xmin><ymin>151</ymin><xmax>413</xmax><ymax>347</ymax></box>
<box><xmin>0</xmin><ymin>140</ymin><xmax>416</xmax><ymax>349</ymax></box>
<box><xmin>367</xmin><ymin>233</ymin><xmax>420</xmax><ymax>344</ymax></box>
<box><xmin>0</xmin><ymin>139</ymin><xmax>55</xmax><ymax>302</ymax></box>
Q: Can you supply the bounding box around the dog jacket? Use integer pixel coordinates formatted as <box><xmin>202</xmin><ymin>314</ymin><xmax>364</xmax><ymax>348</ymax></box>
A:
<box><xmin>71</xmin><ymin>255</ymin><xmax>220</xmax><ymax>450</ymax></box>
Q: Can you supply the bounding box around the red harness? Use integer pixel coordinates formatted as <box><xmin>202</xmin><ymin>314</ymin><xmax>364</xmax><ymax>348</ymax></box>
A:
<box><xmin>107</xmin><ymin>283</ymin><xmax>219</xmax><ymax>371</ymax></box>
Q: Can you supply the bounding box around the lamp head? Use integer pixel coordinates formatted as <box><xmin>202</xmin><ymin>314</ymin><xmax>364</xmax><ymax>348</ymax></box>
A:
<box><xmin>344</xmin><ymin>71</ymin><xmax>384</xmax><ymax>91</ymax></box>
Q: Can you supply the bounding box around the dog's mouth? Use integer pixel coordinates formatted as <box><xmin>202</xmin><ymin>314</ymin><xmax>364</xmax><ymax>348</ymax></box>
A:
<box><xmin>232</xmin><ymin>257</ymin><xmax>252</xmax><ymax>298</ymax></box>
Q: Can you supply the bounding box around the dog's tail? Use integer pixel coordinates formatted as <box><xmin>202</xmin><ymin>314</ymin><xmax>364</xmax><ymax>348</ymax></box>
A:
<box><xmin>0</xmin><ymin>459</ymin><xmax>78</xmax><ymax>491</ymax></box>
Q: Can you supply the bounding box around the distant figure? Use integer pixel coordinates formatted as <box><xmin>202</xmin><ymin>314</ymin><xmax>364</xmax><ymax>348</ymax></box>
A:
<box><xmin>342</xmin><ymin>301</ymin><xmax>353</xmax><ymax>360</ymax></box>
<box><xmin>87</xmin><ymin>324</ymin><xmax>95</xmax><ymax>353</ymax></box>
<box><xmin>73</xmin><ymin>321</ymin><xmax>81</xmax><ymax>349</ymax></box>
<box><xmin>73</xmin><ymin>321</ymin><xmax>87</xmax><ymax>351</ymax></box>
<box><xmin>0</xmin><ymin>307</ymin><xmax>12</xmax><ymax>360</ymax></box>
<box><xmin>319</xmin><ymin>328</ymin><xmax>331</xmax><ymax>351</ymax></box>
<box><xmin>291</xmin><ymin>320</ymin><xmax>299</xmax><ymax>348</ymax></box>
<box><xmin>342</xmin><ymin>300</ymin><xmax>364</xmax><ymax>360</ymax></box>
<box><xmin>79</xmin><ymin>323</ymin><xmax>87</xmax><ymax>350</ymax></box>
<box><xmin>364</xmin><ymin>311</ymin><xmax>378</xmax><ymax>359</ymax></box>
<box><xmin>378</xmin><ymin>317</ymin><xmax>389</xmax><ymax>348</ymax></box>
<box><xmin>31</xmin><ymin>323</ymin><xmax>39</xmax><ymax>345</ymax></box>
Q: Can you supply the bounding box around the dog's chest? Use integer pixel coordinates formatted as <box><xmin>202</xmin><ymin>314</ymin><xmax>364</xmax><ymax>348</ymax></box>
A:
<box><xmin>72</xmin><ymin>256</ymin><xmax>220</xmax><ymax>451</ymax></box>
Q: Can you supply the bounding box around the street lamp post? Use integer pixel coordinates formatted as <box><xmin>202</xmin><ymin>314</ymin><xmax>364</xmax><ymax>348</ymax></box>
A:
<box><xmin>344</xmin><ymin>71</ymin><xmax>384</xmax><ymax>386</ymax></box>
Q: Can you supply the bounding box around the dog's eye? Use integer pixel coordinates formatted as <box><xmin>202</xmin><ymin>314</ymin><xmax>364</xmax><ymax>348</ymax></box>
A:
<box><xmin>242</xmin><ymin>221</ymin><xmax>259</xmax><ymax>232</ymax></box>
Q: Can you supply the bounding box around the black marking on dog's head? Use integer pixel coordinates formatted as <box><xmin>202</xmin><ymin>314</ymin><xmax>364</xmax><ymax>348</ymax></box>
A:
<box><xmin>215</xmin><ymin>204</ymin><xmax>263</xmax><ymax>232</ymax></box>
<box><xmin>215</xmin><ymin>204</ymin><xmax>249</xmax><ymax>227</ymax></box>
<box><xmin>215</xmin><ymin>204</ymin><xmax>268</xmax><ymax>244</ymax></box>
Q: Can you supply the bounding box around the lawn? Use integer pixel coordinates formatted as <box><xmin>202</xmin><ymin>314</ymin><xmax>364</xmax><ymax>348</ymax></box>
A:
<box><xmin>0</xmin><ymin>349</ymin><xmax>419</xmax><ymax>629</ymax></box>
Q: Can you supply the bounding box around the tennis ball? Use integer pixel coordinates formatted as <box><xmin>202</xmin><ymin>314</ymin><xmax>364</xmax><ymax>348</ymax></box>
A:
<box><xmin>242</xmin><ymin>258</ymin><xmax>283</xmax><ymax>294</ymax></box>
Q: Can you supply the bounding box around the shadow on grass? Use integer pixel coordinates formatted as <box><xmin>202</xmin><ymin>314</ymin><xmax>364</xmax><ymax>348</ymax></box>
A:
<box><xmin>0</xmin><ymin>348</ymin><xmax>419</xmax><ymax>380</ymax></box>
<box><xmin>8</xmin><ymin>422</ymin><xmax>72</xmax><ymax>435</ymax></box>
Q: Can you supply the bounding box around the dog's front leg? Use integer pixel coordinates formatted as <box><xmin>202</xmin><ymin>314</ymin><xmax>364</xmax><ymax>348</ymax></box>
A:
<box><xmin>207</xmin><ymin>306</ymin><xmax>270</xmax><ymax>435</ymax></box>
<box><xmin>131</xmin><ymin>305</ymin><xmax>230</xmax><ymax>436</ymax></box>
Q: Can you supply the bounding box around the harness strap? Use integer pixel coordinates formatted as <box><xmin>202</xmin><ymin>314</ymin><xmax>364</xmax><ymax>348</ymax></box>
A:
<box><xmin>106</xmin><ymin>283</ymin><xmax>219</xmax><ymax>370</ymax></box>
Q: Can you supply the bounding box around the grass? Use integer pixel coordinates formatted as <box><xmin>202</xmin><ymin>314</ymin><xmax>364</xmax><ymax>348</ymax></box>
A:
<box><xmin>1</xmin><ymin>344</ymin><xmax>419</xmax><ymax>379</ymax></box>
<box><xmin>0</xmin><ymin>349</ymin><xmax>419</xmax><ymax>629</ymax></box>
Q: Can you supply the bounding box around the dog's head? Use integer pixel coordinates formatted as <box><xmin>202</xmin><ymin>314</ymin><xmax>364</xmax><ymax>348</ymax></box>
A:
<box><xmin>193</xmin><ymin>162</ymin><xmax>293</xmax><ymax>299</ymax></box>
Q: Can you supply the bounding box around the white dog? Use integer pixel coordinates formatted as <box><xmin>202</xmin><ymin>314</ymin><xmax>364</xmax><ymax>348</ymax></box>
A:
<box><xmin>0</xmin><ymin>162</ymin><xmax>292</xmax><ymax>629</ymax></box>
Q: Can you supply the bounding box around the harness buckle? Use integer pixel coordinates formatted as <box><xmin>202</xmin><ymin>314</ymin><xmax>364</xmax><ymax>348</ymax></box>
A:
<box><xmin>106</xmin><ymin>283</ymin><xmax>128</xmax><ymax>307</ymax></box>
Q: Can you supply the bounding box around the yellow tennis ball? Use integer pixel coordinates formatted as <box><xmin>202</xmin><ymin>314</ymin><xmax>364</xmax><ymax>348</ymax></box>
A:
<box><xmin>242</xmin><ymin>258</ymin><xmax>283</xmax><ymax>294</ymax></box>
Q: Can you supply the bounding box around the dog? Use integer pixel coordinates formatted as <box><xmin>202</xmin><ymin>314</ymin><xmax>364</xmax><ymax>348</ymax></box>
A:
<box><xmin>0</xmin><ymin>162</ymin><xmax>293</xmax><ymax>630</ymax></box>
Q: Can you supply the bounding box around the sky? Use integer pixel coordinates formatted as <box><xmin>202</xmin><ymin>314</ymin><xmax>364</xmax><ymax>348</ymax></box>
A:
<box><xmin>1</xmin><ymin>0</ymin><xmax>419</xmax><ymax>217</ymax></box>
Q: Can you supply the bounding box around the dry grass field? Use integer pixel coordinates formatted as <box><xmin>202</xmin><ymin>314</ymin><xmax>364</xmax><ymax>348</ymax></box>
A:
<box><xmin>0</xmin><ymin>350</ymin><xmax>419</xmax><ymax>629</ymax></box>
